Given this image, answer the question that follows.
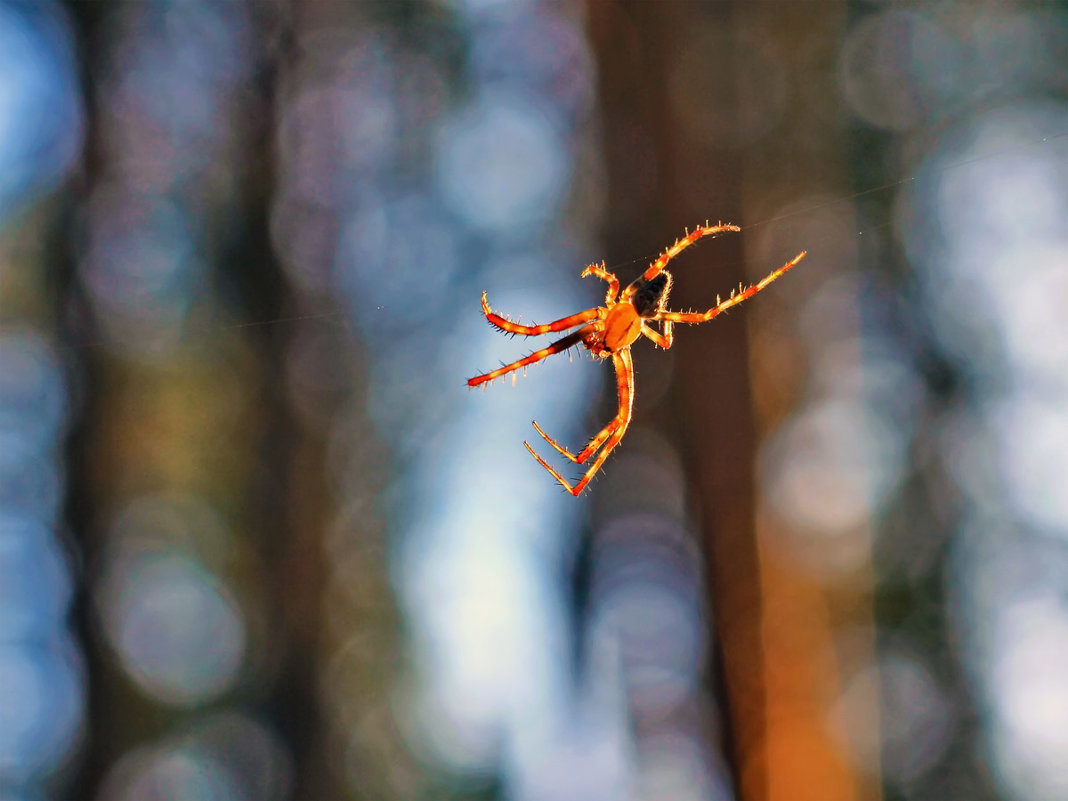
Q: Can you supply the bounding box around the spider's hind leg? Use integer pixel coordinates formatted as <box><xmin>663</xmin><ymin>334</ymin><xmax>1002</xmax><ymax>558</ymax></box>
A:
<box><xmin>479</xmin><ymin>291</ymin><xmax>601</xmax><ymax>337</ymax></box>
<box><xmin>659</xmin><ymin>250</ymin><xmax>806</xmax><ymax>325</ymax></box>
<box><xmin>641</xmin><ymin>321</ymin><xmax>673</xmax><ymax>349</ymax></box>
<box><xmin>635</xmin><ymin>222</ymin><xmax>741</xmax><ymax>286</ymax></box>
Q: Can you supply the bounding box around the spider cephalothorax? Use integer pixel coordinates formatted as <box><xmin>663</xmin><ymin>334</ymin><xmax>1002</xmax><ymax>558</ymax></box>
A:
<box><xmin>468</xmin><ymin>222</ymin><xmax>806</xmax><ymax>496</ymax></box>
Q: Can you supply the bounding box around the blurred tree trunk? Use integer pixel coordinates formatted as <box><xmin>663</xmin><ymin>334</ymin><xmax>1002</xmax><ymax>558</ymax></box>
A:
<box><xmin>588</xmin><ymin>2</ymin><xmax>764</xmax><ymax>793</ymax></box>
<box><xmin>588</xmin><ymin>2</ymin><xmax>871</xmax><ymax>799</ymax></box>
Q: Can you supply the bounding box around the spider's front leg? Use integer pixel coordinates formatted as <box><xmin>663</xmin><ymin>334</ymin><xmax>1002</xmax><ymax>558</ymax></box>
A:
<box><xmin>468</xmin><ymin>326</ymin><xmax>593</xmax><ymax>387</ymax></box>
<box><xmin>525</xmin><ymin>349</ymin><xmax>634</xmax><ymax>496</ymax></box>
<box><xmin>530</xmin><ymin>417</ymin><xmax>621</xmax><ymax>465</ymax></box>
<box><xmin>580</xmin><ymin>261</ymin><xmax>620</xmax><ymax>305</ymax></box>
<box><xmin>479</xmin><ymin>291</ymin><xmax>602</xmax><ymax>337</ymax></box>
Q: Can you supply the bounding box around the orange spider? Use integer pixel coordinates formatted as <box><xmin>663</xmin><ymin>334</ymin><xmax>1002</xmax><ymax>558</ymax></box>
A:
<box><xmin>467</xmin><ymin>222</ymin><xmax>806</xmax><ymax>496</ymax></box>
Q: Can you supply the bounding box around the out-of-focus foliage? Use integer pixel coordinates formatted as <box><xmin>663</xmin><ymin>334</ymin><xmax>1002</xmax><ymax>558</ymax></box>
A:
<box><xmin>0</xmin><ymin>1</ymin><xmax>1064</xmax><ymax>800</ymax></box>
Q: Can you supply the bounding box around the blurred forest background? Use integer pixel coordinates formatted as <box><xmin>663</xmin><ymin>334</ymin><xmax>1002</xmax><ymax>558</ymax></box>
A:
<box><xmin>1</xmin><ymin>1</ymin><xmax>1067</xmax><ymax>800</ymax></box>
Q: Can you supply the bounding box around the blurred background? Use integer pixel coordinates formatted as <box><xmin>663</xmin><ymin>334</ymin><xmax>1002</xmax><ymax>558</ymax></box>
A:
<box><xmin>1</xmin><ymin>0</ymin><xmax>1066</xmax><ymax>799</ymax></box>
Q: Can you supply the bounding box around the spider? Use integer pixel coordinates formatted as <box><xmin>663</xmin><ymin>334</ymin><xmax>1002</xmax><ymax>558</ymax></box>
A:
<box><xmin>467</xmin><ymin>222</ymin><xmax>806</xmax><ymax>496</ymax></box>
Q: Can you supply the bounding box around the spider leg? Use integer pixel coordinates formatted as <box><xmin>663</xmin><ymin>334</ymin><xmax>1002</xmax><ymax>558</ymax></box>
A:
<box><xmin>524</xmin><ymin>348</ymin><xmax>634</xmax><ymax>496</ymax></box>
<box><xmin>659</xmin><ymin>251</ymin><xmax>806</xmax><ymax>325</ymax></box>
<box><xmin>641</xmin><ymin>320</ymin><xmax>673</xmax><ymax>349</ymax></box>
<box><xmin>480</xmin><ymin>291</ymin><xmax>602</xmax><ymax>337</ymax></box>
<box><xmin>530</xmin><ymin>417</ymin><xmax>620</xmax><ymax>464</ymax></box>
<box><xmin>628</xmin><ymin>222</ymin><xmax>742</xmax><ymax>293</ymax></box>
<box><xmin>467</xmin><ymin>325</ymin><xmax>595</xmax><ymax>387</ymax></box>
<box><xmin>580</xmin><ymin>261</ymin><xmax>620</xmax><ymax>305</ymax></box>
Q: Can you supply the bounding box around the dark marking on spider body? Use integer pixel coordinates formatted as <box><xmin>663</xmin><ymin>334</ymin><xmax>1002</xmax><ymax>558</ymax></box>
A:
<box><xmin>629</xmin><ymin>272</ymin><xmax>672</xmax><ymax>318</ymax></box>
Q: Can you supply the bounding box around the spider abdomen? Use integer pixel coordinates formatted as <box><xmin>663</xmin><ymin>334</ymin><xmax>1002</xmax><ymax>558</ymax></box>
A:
<box><xmin>631</xmin><ymin>272</ymin><xmax>672</xmax><ymax>317</ymax></box>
